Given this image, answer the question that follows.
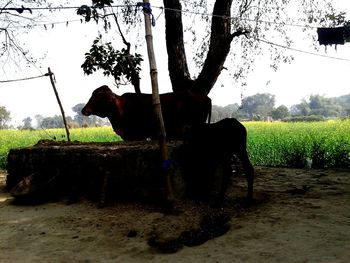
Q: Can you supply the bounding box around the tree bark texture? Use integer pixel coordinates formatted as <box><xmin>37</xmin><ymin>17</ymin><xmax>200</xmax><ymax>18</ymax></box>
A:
<box><xmin>163</xmin><ymin>0</ymin><xmax>192</xmax><ymax>92</ymax></box>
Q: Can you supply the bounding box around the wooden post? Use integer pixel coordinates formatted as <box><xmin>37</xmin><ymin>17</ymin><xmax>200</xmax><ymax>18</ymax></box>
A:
<box><xmin>47</xmin><ymin>67</ymin><xmax>71</xmax><ymax>142</ymax></box>
<box><xmin>141</xmin><ymin>0</ymin><xmax>174</xmax><ymax>209</ymax></box>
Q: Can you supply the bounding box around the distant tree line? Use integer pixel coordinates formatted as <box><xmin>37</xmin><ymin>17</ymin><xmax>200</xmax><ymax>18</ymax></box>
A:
<box><xmin>0</xmin><ymin>103</ymin><xmax>109</xmax><ymax>130</ymax></box>
<box><xmin>31</xmin><ymin>103</ymin><xmax>109</xmax><ymax>129</ymax></box>
<box><xmin>1</xmin><ymin>93</ymin><xmax>350</xmax><ymax>129</ymax></box>
<box><xmin>211</xmin><ymin>93</ymin><xmax>350</xmax><ymax>122</ymax></box>
<box><xmin>289</xmin><ymin>94</ymin><xmax>350</xmax><ymax>119</ymax></box>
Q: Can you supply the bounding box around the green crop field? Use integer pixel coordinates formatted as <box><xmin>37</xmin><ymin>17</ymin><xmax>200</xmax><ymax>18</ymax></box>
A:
<box><xmin>0</xmin><ymin>120</ymin><xmax>349</xmax><ymax>170</ymax></box>
<box><xmin>244</xmin><ymin>119</ymin><xmax>350</xmax><ymax>168</ymax></box>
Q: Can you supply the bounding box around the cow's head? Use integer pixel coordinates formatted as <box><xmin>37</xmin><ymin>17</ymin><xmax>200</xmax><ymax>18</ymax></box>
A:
<box><xmin>82</xmin><ymin>85</ymin><xmax>117</xmax><ymax>118</ymax></box>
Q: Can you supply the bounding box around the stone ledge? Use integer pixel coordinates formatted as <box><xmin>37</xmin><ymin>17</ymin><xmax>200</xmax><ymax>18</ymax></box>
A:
<box><xmin>6</xmin><ymin>140</ymin><xmax>186</xmax><ymax>204</ymax></box>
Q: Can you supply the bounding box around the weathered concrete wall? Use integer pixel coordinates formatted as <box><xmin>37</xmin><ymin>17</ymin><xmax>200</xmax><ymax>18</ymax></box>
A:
<box><xmin>6</xmin><ymin>140</ymin><xmax>186</xmax><ymax>204</ymax></box>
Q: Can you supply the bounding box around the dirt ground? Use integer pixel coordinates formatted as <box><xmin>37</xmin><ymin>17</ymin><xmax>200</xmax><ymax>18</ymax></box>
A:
<box><xmin>1</xmin><ymin>167</ymin><xmax>350</xmax><ymax>263</ymax></box>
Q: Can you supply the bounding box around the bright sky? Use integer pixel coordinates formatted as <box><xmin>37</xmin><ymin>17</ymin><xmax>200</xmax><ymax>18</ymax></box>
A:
<box><xmin>1</xmin><ymin>0</ymin><xmax>350</xmax><ymax>127</ymax></box>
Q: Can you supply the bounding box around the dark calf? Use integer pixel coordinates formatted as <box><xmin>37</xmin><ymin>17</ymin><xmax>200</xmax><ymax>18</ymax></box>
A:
<box><xmin>181</xmin><ymin>118</ymin><xmax>254</xmax><ymax>205</ymax></box>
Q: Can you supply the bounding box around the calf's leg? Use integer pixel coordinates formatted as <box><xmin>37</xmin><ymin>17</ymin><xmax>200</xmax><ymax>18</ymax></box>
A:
<box><xmin>237</xmin><ymin>150</ymin><xmax>254</xmax><ymax>201</ymax></box>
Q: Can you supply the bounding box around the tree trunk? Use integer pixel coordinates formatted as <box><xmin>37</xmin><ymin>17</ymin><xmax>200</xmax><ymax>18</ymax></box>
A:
<box><xmin>163</xmin><ymin>0</ymin><xmax>247</xmax><ymax>95</ymax></box>
<box><xmin>195</xmin><ymin>0</ymin><xmax>234</xmax><ymax>95</ymax></box>
<box><xmin>163</xmin><ymin>0</ymin><xmax>193</xmax><ymax>92</ymax></box>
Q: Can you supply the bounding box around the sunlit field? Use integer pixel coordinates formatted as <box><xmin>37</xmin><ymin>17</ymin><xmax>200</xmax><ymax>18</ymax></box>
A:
<box><xmin>244</xmin><ymin>119</ymin><xmax>350</xmax><ymax>168</ymax></box>
<box><xmin>0</xmin><ymin>120</ymin><xmax>349</xmax><ymax>169</ymax></box>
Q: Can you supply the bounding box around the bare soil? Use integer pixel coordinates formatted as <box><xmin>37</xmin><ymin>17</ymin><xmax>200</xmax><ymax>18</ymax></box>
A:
<box><xmin>1</xmin><ymin>167</ymin><xmax>350</xmax><ymax>263</ymax></box>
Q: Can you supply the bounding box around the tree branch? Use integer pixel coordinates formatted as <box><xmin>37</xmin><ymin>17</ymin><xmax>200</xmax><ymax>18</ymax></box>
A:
<box><xmin>195</xmin><ymin>0</ymin><xmax>234</xmax><ymax>95</ymax></box>
<box><xmin>229</xmin><ymin>29</ymin><xmax>250</xmax><ymax>42</ymax></box>
<box><xmin>107</xmin><ymin>7</ymin><xmax>130</xmax><ymax>52</ymax></box>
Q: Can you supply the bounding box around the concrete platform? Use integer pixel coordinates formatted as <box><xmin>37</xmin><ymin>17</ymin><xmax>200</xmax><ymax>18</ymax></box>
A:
<box><xmin>6</xmin><ymin>140</ymin><xmax>186</xmax><ymax>204</ymax></box>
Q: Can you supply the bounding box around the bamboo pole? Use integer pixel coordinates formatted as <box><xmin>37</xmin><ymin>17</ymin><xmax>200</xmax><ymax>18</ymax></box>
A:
<box><xmin>47</xmin><ymin>67</ymin><xmax>71</xmax><ymax>142</ymax></box>
<box><xmin>141</xmin><ymin>0</ymin><xmax>174</xmax><ymax>209</ymax></box>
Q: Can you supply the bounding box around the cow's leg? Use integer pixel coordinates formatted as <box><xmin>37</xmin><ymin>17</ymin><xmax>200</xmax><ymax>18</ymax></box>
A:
<box><xmin>217</xmin><ymin>160</ymin><xmax>233</xmax><ymax>206</ymax></box>
<box><xmin>237</xmin><ymin>149</ymin><xmax>254</xmax><ymax>201</ymax></box>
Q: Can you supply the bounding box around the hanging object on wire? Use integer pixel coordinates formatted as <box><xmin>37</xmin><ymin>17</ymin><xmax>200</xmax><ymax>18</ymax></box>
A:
<box><xmin>317</xmin><ymin>23</ymin><xmax>350</xmax><ymax>46</ymax></box>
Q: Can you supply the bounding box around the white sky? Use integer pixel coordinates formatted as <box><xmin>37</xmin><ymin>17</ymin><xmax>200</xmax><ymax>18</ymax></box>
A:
<box><xmin>1</xmin><ymin>0</ymin><xmax>350</xmax><ymax>127</ymax></box>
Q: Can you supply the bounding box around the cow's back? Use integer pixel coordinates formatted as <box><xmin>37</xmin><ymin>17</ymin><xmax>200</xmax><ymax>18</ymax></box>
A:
<box><xmin>119</xmin><ymin>91</ymin><xmax>211</xmax><ymax>140</ymax></box>
<box><xmin>118</xmin><ymin>93</ymin><xmax>155</xmax><ymax>140</ymax></box>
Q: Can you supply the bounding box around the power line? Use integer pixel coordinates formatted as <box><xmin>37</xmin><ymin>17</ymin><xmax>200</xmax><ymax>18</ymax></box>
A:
<box><xmin>152</xmin><ymin>5</ymin><xmax>320</xmax><ymax>29</ymax></box>
<box><xmin>0</xmin><ymin>4</ymin><xmax>131</xmax><ymax>12</ymax></box>
<box><xmin>0</xmin><ymin>73</ymin><xmax>49</xmax><ymax>84</ymax></box>
<box><xmin>3</xmin><ymin>3</ymin><xmax>350</xmax><ymax>63</ymax></box>
<box><xmin>257</xmin><ymin>38</ymin><xmax>350</xmax><ymax>62</ymax></box>
<box><xmin>6</xmin><ymin>18</ymin><xmax>85</xmax><ymax>29</ymax></box>
<box><xmin>2</xmin><ymin>3</ymin><xmax>323</xmax><ymax>30</ymax></box>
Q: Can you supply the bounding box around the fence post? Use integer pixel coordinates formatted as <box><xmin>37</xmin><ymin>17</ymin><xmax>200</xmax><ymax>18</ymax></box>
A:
<box><xmin>47</xmin><ymin>67</ymin><xmax>70</xmax><ymax>142</ymax></box>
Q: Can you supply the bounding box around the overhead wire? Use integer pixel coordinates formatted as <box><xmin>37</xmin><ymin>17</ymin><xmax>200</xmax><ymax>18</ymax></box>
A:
<box><xmin>5</xmin><ymin>18</ymin><xmax>85</xmax><ymax>29</ymax></box>
<box><xmin>257</xmin><ymin>38</ymin><xmax>350</xmax><ymax>62</ymax></box>
<box><xmin>0</xmin><ymin>3</ymin><xmax>323</xmax><ymax>29</ymax></box>
<box><xmin>0</xmin><ymin>73</ymin><xmax>49</xmax><ymax>83</ymax></box>
<box><xmin>151</xmin><ymin>3</ymin><xmax>347</xmax><ymax>62</ymax></box>
<box><xmin>1</xmin><ymin>2</ymin><xmax>350</xmax><ymax>64</ymax></box>
<box><xmin>0</xmin><ymin>4</ymin><xmax>132</xmax><ymax>12</ymax></box>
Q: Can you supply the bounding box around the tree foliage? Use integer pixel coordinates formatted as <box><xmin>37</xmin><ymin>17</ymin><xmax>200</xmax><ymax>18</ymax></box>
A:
<box><xmin>71</xmin><ymin>103</ymin><xmax>109</xmax><ymax>127</ymax></box>
<box><xmin>162</xmin><ymin>0</ymin><xmax>345</xmax><ymax>94</ymax></box>
<box><xmin>21</xmin><ymin>117</ymin><xmax>33</xmax><ymax>130</ymax></box>
<box><xmin>272</xmin><ymin>105</ymin><xmax>290</xmax><ymax>120</ymax></box>
<box><xmin>82</xmin><ymin>37</ymin><xmax>143</xmax><ymax>92</ymax></box>
<box><xmin>39</xmin><ymin>115</ymin><xmax>65</xmax><ymax>129</ymax></box>
<box><xmin>1</xmin><ymin>1</ymin><xmax>347</xmax><ymax>102</ymax></box>
<box><xmin>240</xmin><ymin>93</ymin><xmax>276</xmax><ymax>118</ymax></box>
<box><xmin>0</xmin><ymin>105</ymin><xmax>11</xmax><ymax>129</ymax></box>
<box><xmin>212</xmin><ymin>93</ymin><xmax>349</xmax><ymax>121</ymax></box>
<box><xmin>291</xmin><ymin>94</ymin><xmax>346</xmax><ymax>117</ymax></box>
<box><xmin>76</xmin><ymin>0</ymin><xmax>345</xmax><ymax>97</ymax></box>
<box><xmin>0</xmin><ymin>0</ymin><xmax>51</xmax><ymax>74</ymax></box>
<box><xmin>77</xmin><ymin>0</ymin><xmax>144</xmax><ymax>93</ymax></box>
<box><xmin>211</xmin><ymin>103</ymin><xmax>241</xmax><ymax>122</ymax></box>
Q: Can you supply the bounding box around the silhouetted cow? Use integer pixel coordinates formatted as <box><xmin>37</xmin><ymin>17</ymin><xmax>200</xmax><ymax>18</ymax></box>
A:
<box><xmin>181</xmin><ymin>118</ymin><xmax>254</xmax><ymax>205</ymax></box>
<box><xmin>82</xmin><ymin>85</ymin><xmax>211</xmax><ymax>141</ymax></box>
